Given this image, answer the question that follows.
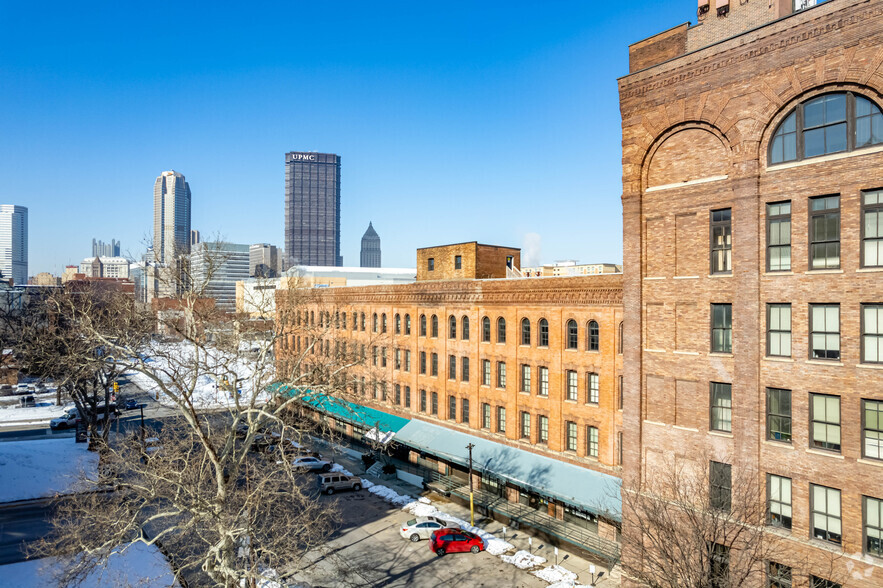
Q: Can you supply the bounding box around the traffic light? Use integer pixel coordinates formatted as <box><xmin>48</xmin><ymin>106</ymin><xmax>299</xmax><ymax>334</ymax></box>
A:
<box><xmin>113</xmin><ymin>381</ymin><xmax>119</xmax><ymax>393</ymax></box>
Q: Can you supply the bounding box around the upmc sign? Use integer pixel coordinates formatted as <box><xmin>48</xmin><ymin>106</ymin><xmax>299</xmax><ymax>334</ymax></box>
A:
<box><xmin>289</xmin><ymin>153</ymin><xmax>317</xmax><ymax>162</ymax></box>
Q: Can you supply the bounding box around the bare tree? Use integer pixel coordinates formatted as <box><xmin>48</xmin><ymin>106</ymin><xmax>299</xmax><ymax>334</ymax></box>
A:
<box><xmin>20</xmin><ymin>246</ymin><xmax>384</xmax><ymax>587</ymax></box>
<box><xmin>619</xmin><ymin>451</ymin><xmax>841</xmax><ymax>588</ymax></box>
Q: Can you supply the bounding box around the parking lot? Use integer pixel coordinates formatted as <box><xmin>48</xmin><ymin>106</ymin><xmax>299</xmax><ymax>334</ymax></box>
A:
<box><xmin>291</xmin><ymin>488</ymin><xmax>550</xmax><ymax>588</ymax></box>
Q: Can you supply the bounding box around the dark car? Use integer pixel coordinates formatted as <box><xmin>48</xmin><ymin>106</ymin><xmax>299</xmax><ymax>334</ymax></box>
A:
<box><xmin>429</xmin><ymin>529</ymin><xmax>484</xmax><ymax>556</ymax></box>
<box><xmin>125</xmin><ymin>399</ymin><xmax>139</xmax><ymax>410</ymax></box>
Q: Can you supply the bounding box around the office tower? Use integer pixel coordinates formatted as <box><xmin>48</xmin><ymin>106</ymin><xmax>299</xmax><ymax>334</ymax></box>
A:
<box><xmin>284</xmin><ymin>152</ymin><xmax>341</xmax><ymax>267</ymax></box>
<box><xmin>191</xmin><ymin>242</ymin><xmax>250</xmax><ymax>311</ymax></box>
<box><xmin>190</xmin><ymin>230</ymin><xmax>200</xmax><ymax>247</ymax></box>
<box><xmin>0</xmin><ymin>205</ymin><xmax>27</xmax><ymax>285</ymax></box>
<box><xmin>360</xmin><ymin>222</ymin><xmax>381</xmax><ymax>268</ymax></box>
<box><xmin>92</xmin><ymin>239</ymin><xmax>120</xmax><ymax>257</ymax></box>
<box><xmin>153</xmin><ymin>171</ymin><xmax>192</xmax><ymax>264</ymax></box>
<box><xmin>249</xmin><ymin>243</ymin><xmax>279</xmax><ymax>278</ymax></box>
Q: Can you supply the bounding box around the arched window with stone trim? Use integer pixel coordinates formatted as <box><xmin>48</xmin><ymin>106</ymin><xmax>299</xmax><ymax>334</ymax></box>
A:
<box><xmin>588</xmin><ymin>320</ymin><xmax>600</xmax><ymax>351</ymax></box>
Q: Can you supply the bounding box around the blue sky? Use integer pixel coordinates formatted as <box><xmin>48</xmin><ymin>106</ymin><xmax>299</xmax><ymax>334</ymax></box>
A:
<box><xmin>0</xmin><ymin>1</ymin><xmax>693</xmax><ymax>275</ymax></box>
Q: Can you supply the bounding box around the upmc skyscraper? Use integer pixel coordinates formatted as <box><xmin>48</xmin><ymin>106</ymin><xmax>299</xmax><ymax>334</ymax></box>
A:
<box><xmin>284</xmin><ymin>152</ymin><xmax>342</xmax><ymax>267</ymax></box>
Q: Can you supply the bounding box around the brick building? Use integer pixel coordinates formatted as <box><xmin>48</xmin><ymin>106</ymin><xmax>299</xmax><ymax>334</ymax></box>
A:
<box><xmin>620</xmin><ymin>0</ymin><xmax>883</xmax><ymax>585</ymax></box>
<box><xmin>276</xmin><ymin>243</ymin><xmax>624</xmax><ymax>561</ymax></box>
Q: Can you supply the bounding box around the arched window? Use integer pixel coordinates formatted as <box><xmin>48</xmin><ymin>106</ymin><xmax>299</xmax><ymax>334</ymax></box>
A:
<box><xmin>497</xmin><ymin>317</ymin><xmax>506</xmax><ymax>343</ymax></box>
<box><xmin>405</xmin><ymin>314</ymin><xmax>411</xmax><ymax>335</ymax></box>
<box><xmin>395</xmin><ymin>313</ymin><xmax>401</xmax><ymax>335</ymax></box>
<box><xmin>462</xmin><ymin>316</ymin><xmax>470</xmax><ymax>340</ymax></box>
<box><xmin>431</xmin><ymin>315</ymin><xmax>439</xmax><ymax>338</ymax></box>
<box><xmin>449</xmin><ymin>315</ymin><xmax>457</xmax><ymax>339</ymax></box>
<box><xmin>588</xmin><ymin>320</ymin><xmax>600</xmax><ymax>351</ymax></box>
<box><xmin>769</xmin><ymin>92</ymin><xmax>883</xmax><ymax>165</ymax></box>
<box><xmin>618</xmin><ymin>321</ymin><xmax>624</xmax><ymax>354</ymax></box>
<box><xmin>481</xmin><ymin>317</ymin><xmax>491</xmax><ymax>342</ymax></box>
<box><xmin>381</xmin><ymin>313</ymin><xmax>387</xmax><ymax>333</ymax></box>
<box><xmin>360</xmin><ymin>312</ymin><xmax>366</xmax><ymax>331</ymax></box>
<box><xmin>310</xmin><ymin>311</ymin><xmax>315</xmax><ymax>326</ymax></box>
<box><xmin>419</xmin><ymin>314</ymin><xmax>427</xmax><ymax>337</ymax></box>
<box><xmin>538</xmin><ymin>318</ymin><xmax>549</xmax><ymax>347</ymax></box>
<box><xmin>372</xmin><ymin>313</ymin><xmax>378</xmax><ymax>333</ymax></box>
<box><xmin>566</xmin><ymin>319</ymin><xmax>578</xmax><ymax>350</ymax></box>
<box><xmin>521</xmin><ymin>318</ymin><xmax>531</xmax><ymax>346</ymax></box>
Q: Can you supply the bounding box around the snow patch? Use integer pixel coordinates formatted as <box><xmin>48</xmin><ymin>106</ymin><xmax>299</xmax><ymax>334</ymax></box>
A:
<box><xmin>501</xmin><ymin>550</ymin><xmax>546</xmax><ymax>570</ymax></box>
<box><xmin>0</xmin><ymin>438</ymin><xmax>99</xmax><ymax>502</ymax></box>
<box><xmin>533</xmin><ymin>564</ymin><xmax>579</xmax><ymax>584</ymax></box>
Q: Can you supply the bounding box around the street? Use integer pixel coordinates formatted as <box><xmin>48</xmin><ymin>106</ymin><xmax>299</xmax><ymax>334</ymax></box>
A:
<box><xmin>0</xmin><ymin>499</ymin><xmax>55</xmax><ymax>565</ymax></box>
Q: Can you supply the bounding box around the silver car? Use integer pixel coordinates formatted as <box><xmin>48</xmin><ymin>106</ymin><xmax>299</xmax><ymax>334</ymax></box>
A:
<box><xmin>292</xmin><ymin>455</ymin><xmax>332</xmax><ymax>472</ymax></box>
<box><xmin>399</xmin><ymin>516</ymin><xmax>454</xmax><ymax>542</ymax></box>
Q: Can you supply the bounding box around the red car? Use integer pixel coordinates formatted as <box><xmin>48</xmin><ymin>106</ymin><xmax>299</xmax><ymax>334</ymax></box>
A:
<box><xmin>429</xmin><ymin>528</ymin><xmax>484</xmax><ymax>556</ymax></box>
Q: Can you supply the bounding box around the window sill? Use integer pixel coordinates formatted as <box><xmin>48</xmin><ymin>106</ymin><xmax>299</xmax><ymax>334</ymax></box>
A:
<box><xmin>644</xmin><ymin>348</ymin><xmax>666</xmax><ymax>353</ymax></box>
<box><xmin>643</xmin><ymin>276</ymin><xmax>666</xmax><ymax>281</ymax></box>
<box><xmin>857</xmin><ymin>267</ymin><xmax>883</xmax><ymax>273</ymax></box>
<box><xmin>564</xmin><ymin>399</ymin><xmax>577</xmax><ymax>404</ymax></box>
<box><xmin>806</xmin><ymin>448</ymin><xmax>844</xmax><ymax>459</ymax></box>
<box><xmin>763</xmin><ymin>271</ymin><xmax>794</xmax><ymax>276</ymax></box>
<box><xmin>763</xmin><ymin>440</ymin><xmax>795</xmax><ymax>449</ymax></box>
<box><xmin>806</xmin><ymin>360</ymin><xmax>844</xmax><ymax>367</ymax></box>
<box><xmin>673</xmin><ymin>350</ymin><xmax>700</xmax><ymax>355</ymax></box>
<box><xmin>858</xmin><ymin>458</ymin><xmax>883</xmax><ymax>468</ymax></box>
<box><xmin>857</xmin><ymin>363</ymin><xmax>883</xmax><ymax>370</ymax></box>
<box><xmin>763</xmin><ymin>356</ymin><xmax>794</xmax><ymax>363</ymax></box>
<box><xmin>672</xmin><ymin>425</ymin><xmax>699</xmax><ymax>432</ymax></box>
<box><xmin>709</xmin><ymin>352</ymin><xmax>734</xmax><ymax>358</ymax></box>
<box><xmin>673</xmin><ymin>275</ymin><xmax>700</xmax><ymax>280</ymax></box>
<box><xmin>805</xmin><ymin>269</ymin><xmax>844</xmax><ymax>274</ymax></box>
<box><xmin>644</xmin><ymin>420</ymin><xmax>666</xmax><ymax>427</ymax></box>
<box><xmin>708</xmin><ymin>430</ymin><xmax>733</xmax><ymax>438</ymax></box>
<box><xmin>707</xmin><ymin>273</ymin><xmax>733</xmax><ymax>278</ymax></box>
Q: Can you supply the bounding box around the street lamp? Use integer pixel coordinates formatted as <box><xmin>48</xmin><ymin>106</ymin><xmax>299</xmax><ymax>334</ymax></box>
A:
<box><xmin>466</xmin><ymin>443</ymin><xmax>475</xmax><ymax>526</ymax></box>
<box><xmin>139</xmin><ymin>403</ymin><xmax>146</xmax><ymax>442</ymax></box>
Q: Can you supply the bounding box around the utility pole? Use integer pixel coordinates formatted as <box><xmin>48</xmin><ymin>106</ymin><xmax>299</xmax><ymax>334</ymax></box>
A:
<box><xmin>466</xmin><ymin>443</ymin><xmax>475</xmax><ymax>526</ymax></box>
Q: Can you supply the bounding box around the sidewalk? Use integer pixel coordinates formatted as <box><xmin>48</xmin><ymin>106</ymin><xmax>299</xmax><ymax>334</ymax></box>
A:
<box><xmin>313</xmin><ymin>436</ymin><xmax>620</xmax><ymax>587</ymax></box>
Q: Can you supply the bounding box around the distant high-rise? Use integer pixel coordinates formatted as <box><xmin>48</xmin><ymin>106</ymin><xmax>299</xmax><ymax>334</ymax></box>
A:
<box><xmin>191</xmin><ymin>242</ymin><xmax>250</xmax><ymax>311</ymax></box>
<box><xmin>153</xmin><ymin>171</ymin><xmax>191</xmax><ymax>264</ymax></box>
<box><xmin>92</xmin><ymin>238</ymin><xmax>120</xmax><ymax>258</ymax></box>
<box><xmin>284</xmin><ymin>152</ymin><xmax>341</xmax><ymax>267</ymax></box>
<box><xmin>0</xmin><ymin>205</ymin><xmax>27</xmax><ymax>285</ymax></box>
<box><xmin>190</xmin><ymin>230</ymin><xmax>200</xmax><ymax>247</ymax></box>
<box><xmin>360</xmin><ymin>222</ymin><xmax>381</xmax><ymax>268</ymax></box>
<box><xmin>249</xmin><ymin>243</ymin><xmax>279</xmax><ymax>278</ymax></box>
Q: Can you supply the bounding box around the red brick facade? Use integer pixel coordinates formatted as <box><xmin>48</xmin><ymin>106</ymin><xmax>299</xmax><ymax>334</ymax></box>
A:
<box><xmin>621</xmin><ymin>0</ymin><xmax>883</xmax><ymax>585</ymax></box>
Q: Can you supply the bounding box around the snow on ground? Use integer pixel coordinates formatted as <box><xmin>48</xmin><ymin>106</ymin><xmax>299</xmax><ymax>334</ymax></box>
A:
<box><xmin>0</xmin><ymin>438</ymin><xmax>99</xmax><ymax>502</ymax></box>
<box><xmin>0</xmin><ymin>542</ymin><xmax>179</xmax><ymax>587</ymax></box>
<box><xmin>124</xmin><ymin>342</ymin><xmax>273</xmax><ymax>410</ymax></box>
<box><xmin>0</xmin><ymin>402</ymin><xmax>67</xmax><ymax>428</ymax></box>
<box><xmin>502</xmin><ymin>550</ymin><xmax>547</xmax><ymax>570</ymax></box>
<box><xmin>400</xmin><ymin>495</ymin><xmax>515</xmax><ymax>556</ymax></box>
<box><xmin>533</xmin><ymin>564</ymin><xmax>580</xmax><ymax>584</ymax></box>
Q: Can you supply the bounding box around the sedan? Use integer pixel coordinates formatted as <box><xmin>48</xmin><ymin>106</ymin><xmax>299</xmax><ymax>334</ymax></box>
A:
<box><xmin>429</xmin><ymin>528</ymin><xmax>484</xmax><ymax>556</ymax></box>
<box><xmin>125</xmin><ymin>399</ymin><xmax>139</xmax><ymax>410</ymax></box>
<box><xmin>292</xmin><ymin>456</ymin><xmax>332</xmax><ymax>472</ymax></box>
<box><xmin>399</xmin><ymin>516</ymin><xmax>451</xmax><ymax>542</ymax></box>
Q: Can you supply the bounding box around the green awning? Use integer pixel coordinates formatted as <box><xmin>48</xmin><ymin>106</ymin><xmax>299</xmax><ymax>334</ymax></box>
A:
<box><xmin>270</xmin><ymin>383</ymin><xmax>409</xmax><ymax>433</ymax></box>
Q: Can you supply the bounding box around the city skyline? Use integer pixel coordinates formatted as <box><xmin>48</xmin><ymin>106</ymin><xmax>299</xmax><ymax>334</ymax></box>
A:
<box><xmin>0</xmin><ymin>1</ymin><xmax>685</xmax><ymax>276</ymax></box>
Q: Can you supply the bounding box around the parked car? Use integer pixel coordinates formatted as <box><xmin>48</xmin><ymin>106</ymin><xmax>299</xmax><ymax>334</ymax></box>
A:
<box><xmin>50</xmin><ymin>408</ymin><xmax>81</xmax><ymax>429</ymax></box>
<box><xmin>18</xmin><ymin>395</ymin><xmax>35</xmax><ymax>408</ymax></box>
<box><xmin>317</xmin><ymin>473</ymin><xmax>363</xmax><ymax>495</ymax></box>
<box><xmin>125</xmin><ymin>399</ymin><xmax>139</xmax><ymax>410</ymax></box>
<box><xmin>429</xmin><ymin>529</ymin><xmax>484</xmax><ymax>556</ymax></box>
<box><xmin>292</xmin><ymin>456</ymin><xmax>332</xmax><ymax>472</ymax></box>
<box><xmin>400</xmin><ymin>516</ymin><xmax>452</xmax><ymax>542</ymax></box>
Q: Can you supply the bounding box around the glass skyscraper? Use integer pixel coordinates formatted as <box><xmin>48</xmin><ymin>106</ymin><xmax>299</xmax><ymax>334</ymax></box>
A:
<box><xmin>153</xmin><ymin>170</ymin><xmax>191</xmax><ymax>264</ymax></box>
<box><xmin>0</xmin><ymin>205</ymin><xmax>27</xmax><ymax>285</ymax></box>
<box><xmin>284</xmin><ymin>152</ymin><xmax>342</xmax><ymax>267</ymax></box>
<box><xmin>360</xmin><ymin>222</ymin><xmax>381</xmax><ymax>268</ymax></box>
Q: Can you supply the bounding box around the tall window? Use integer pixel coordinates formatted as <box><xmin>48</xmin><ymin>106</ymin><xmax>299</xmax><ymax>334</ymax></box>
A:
<box><xmin>810</xmin><ymin>195</ymin><xmax>840</xmax><ymax>269</ymax></box>
<box><xmin>481</xmin><ymin>359</ymin><xmax>491</xmax><ymax>386</ymax></box>
<box><xmin>481</xmin><ymin>403</ymin><xmax>491</xmax><ymax>429</ymax></box>
<box><xmin>709</xmin><ymin>543</ymin><xmax>729</xmax><ymax>588</ymax></box>
<box><xmin>521</xmin><ymin>318</ymin><xmax>531</xmax><ymax>346</ymax></box>
<box><xmin>461</xmin><ymin>316</ymin><xmax>469</xmax><ymax>340</ymax></box>
<box><xmin>448</xmin><ymin>355</ymin><xmax>456</xmax><ymax>380</ymax></box>
<box><xmin>810</xmin><ymin>578</ymin><xmax>840</xmax><ymax>588</ymax></box>
<box><xmin>863</xmin><ymin>189</ymin><xmax>883</xmax><ymax>267</ymax></box>
<box><xmin>618</xmin><ymin>321</ymin><xmax>623</xmax><ymax>354</ymax></box>
<box><xmin>586</xmin><ymin>425</ymin><xmax>598</xmax><ymax>457</ymax></box>
<box><xmin>520</xmin><ymin>412</ymin><xmax>531</xmax><ymax>440</ymax></box>
<box><xmin>864</xmin><ymin>496</ymin><xmax>883</xmax><ymax>558</ymax></box>
<box><xmin>865</xmin><ymin>399</ymin><xmax>883</xmax><ymax>460</ymax></box>
<box><xmin>770</xmin><ymin>92</ymin><xmax>883</xmax><ymax>164</ymax></box>
<box><xmin>810</xmin><ymin>304</ymin><xmax>840</xmax><ymax>360</ymax></box>
<box><xmin>420</xmin><ymin>389</ymin><xmax>427</xmax><ymax>412</ymax></box>
<box><xmin>566</xmin><ymin>421</ymin><xmax>578</xmax><ymax>451</ymax></box>
<box><xmin>419</xmin><ymin>351</ymin><xmax>426</xmax><ymax>374</ymax></box>
<box><xmin>711</xmin><ymin>304</ymin><xmax>732</xmax><ymax>353</ymax></box>
<box><xmin>419</xmin><ymin>314</ymin><xmax>426</xmax><ymax>337</ymax></box>
<box><xmin>449</xmin><ymin>315</ymin><xmax>457</xmax><ymax>339</ymax></box>
<box><xmin>372</xmin><ymin>313</ymin><xmax>378</xmax><ymax>333</ymax></box>
<box><xmin>766</xmin><ymin>388</ymin><xmax>792</xmax><ymax>443</ymax></box>
<box><xmin>427</xmin><ymin>257</ymin><xmax>434</xmax><ymax>271</ymax></box>
<box><xmin>537</xmin><ymin>415</ymin><xmax>549</xmax><ymax>443</ymax></box>
<box><xmin>448</xmin><ymin>396</ymin><xmax>456</xmax><ymax>420</ymax></box>
<box><xmin>431</xmin><ymin>315</ymin><xmax>438</xmax><ymax>338</ymax></box>
<box><xmin>566</xmin><ymin>370</ymin><xmax>578</xmax><ymax>401</ymax></box>
<box><xmin>381</xmin><ymin>313</ymin><xmax>387</xmax><ymax>333</ymax></box>
<box><xmin>394</xmin><ymin>384</ymin><xmax>401</xmax><ymax>405</ymax></box>
<box><xmin>430</xmin><ymin>353</ymin><xmax>438</xmax><ymax>377</ymax></box>
<box><xmin>520</xmin><ymin>364</ymin><xmax>531</xmax><ymax>393</ymax></box>
<box><xmin>497</xmin><ymin>406</ymin><xmax>506</xmax><ymax>433</ymax></box>
<box><xmin>497</xmin><ymin>317</ymin><xmax>506</xmax><ymax>343</ymax></box>
<box><xmin>538</xmin><ymin>318</ymin><xmax>549</xmax><ymax>347</ymax></box>
<box><xmin>710</xmin><ymin>382</ymin><xmax>732</xmax><ymax>433</ymax></box>
<box><xmin>461</xmin><ymin>398</ymin><xmax>469</xmax><ymax>423</ymax></box>
<box><xmin>481</xmin><ymin>317</ymin><xmax>491</xmax><ymax>342</ymax></box>
<box><xmin>768</xmin><ymin>474</ymin><xmax>793</xmax><ymax>529</ymax></box>
<box><xmin>767</xmin><ymin>304</ymin><xmax>792</xmax><ymax>357</ymax></box>
<box><xmin>405</xmin><ymin>386</ymin><xmax>411</xmax><ymax>408</ymax></box>
<box><xmin>395</xmin><ymin>348</ymin><xmax>402</xmax><ymax>370</ymax></box>
<box><xmin>496</xmin><ymin>362</ymin><xmax>507</xmax><ymax>388</ymax></box>
<box><xmin>404</xmin><ymin>350</ymin><xmax>411</xmax><ymax>372</ymax></box>
<box><xmin>461</xmin><ymin>357</ymin><xmax>470</xmax><ymax>382</ymax></box>
<box><xmin>395</xmin><ymin>313</ymin><xmax>401</xmax><ymax>334</ymax></box>
<box><xmin>566</xmin><ymin>320</ymin><xmax>578</xmax><ymax>350</ymax></box>
<box><xmin>709</xmin><ymin>461</ymin><xmax>732</xmax><ymax>512</ymax></box>
<box><xmin>539</xmin><ymin>366</ymin><xmax>549</xmax><ymax>397</ymax></box>
<box><xmin>811</xmin><ymin>484</ymin><xmax>842</xmax><ymax>544</ymax></box>
<box><xmin>360</xmin><ymin>312</ymin><xmax>366</xmax><ymax>330</ymax></box>
<box><xmin>863</xmin><ymin>304</ymin><xmax>883</xmax><ymax>363</ymax></box>
<box><xmin>454</xmin><ymin>255</ymin><xmax>462</xmax><ymax>269</ymax></box>
<box><xmin>587</xmin><ymin>373</ymin><xmax>599</xmax><ymax>404</ymax></box>
<box><xmin>404</xmin><ymin>314</ymin><xmax>411</xmax><ymax>335</ymax></box>
<box><xmin>588</xmin><ymin>320</ymin><xmax>600</xmax><ymax>351</ymax></box>
<box><xmin>767</xmin><ymin>201</ymin><xmax>792</xmax><ymax>271</ymax></box>
<box><xmin>710</xmin><ymin>208</ymin><xmax>732</xmax><ymax>274</ymax></box>
<box><xmin>767</xmin><ymin>563</ymin><xmax>792</xmax><ymax>588</ymax></box>
<box><xmin>811</xmin><ymin>393</ymin><xmax>841</xmax><ymax>452</ymax></box>
<box><xmin>431</xmin><ymin>392</ymin><xmax>438</xmax><ymax>415</ymax></box>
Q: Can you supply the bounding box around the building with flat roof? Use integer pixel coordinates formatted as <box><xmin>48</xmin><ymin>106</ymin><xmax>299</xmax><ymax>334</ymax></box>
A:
<box><xmin>191</xmin><ymin>242</ymin><xmax>250</xmax><ymax>312</ymax></box>
<box><xmin>153</xmin><ymin>171</ymin><xmax>191</xmax><ymax>264</ymax></box>
<box><xmin>0</xmin><ymin>205</ymin><xmax>27</xmax><ymax>285</ymax></box>
<box><xmin>284</xmin><ymin>152</ymin><xmax>341</xmax><ymax>267</ymax></box>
